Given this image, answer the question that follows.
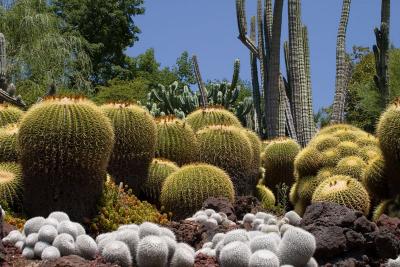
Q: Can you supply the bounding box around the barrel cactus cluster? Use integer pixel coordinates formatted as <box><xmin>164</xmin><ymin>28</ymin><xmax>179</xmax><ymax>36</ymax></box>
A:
<box><xmin>291</xmin><ymin>123</ymin><xmax>380</xmax><ymax>215</ymax></box>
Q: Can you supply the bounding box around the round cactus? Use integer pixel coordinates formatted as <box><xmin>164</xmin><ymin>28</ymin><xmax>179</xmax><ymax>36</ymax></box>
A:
<box><xmin>262</xmin><ymin>138</ymin><xmax>300</xmax><ymax>191</ymax></box>
<box><xmin>278</xmin><ymin>227</ymin><xmax>316</xmax><ymax>266</ymax></box>
<box><xmin>185</xmin><ymin>107</ymin><xmax>242</xmax><ymax>132</ymax></box>
<box><xmin>294</xmin><ymin>148</ymin><xmax>325</xmax><ymax>178</ymax></box>
<box><xmin>332</xmin><ymin>129</ymin><xmax>360</xmax><ymax>142</ymax></box>
<box><xmin>57</xmin><ymin>220</ymin><xmax>78</xmax><ymax>240</ymax></box>
<box><xmin>256</xmin><ymin>184</ymin><xmax>276</xmax><ymax>209</ymax></box>
<box><xmin>102</xmin><ymin>240</ymin><xmax>132</xmax><ymax>267</ymax></box>
<box><xmin>101</xmin><ymin>103</ymin><xmax>156</xmax><ymax>193</ymax></box>
<box><xmin>155</xmin><ymin>116</ymin><xmax>199</xmax><ymax>166</ymax></box>
<box><xmin>38</xmin><ymin>225</ymin><xmax>58</xmax><ymax>244</ymax></box>
<box><xmin>309</xmin><ymin>135</ymin><xmax>340</xmax><ymax>151</ymax></box>
<box><xmin>48</xmin><ymin>211</ymin><xmax>70</xmax><ymax>223</ymax></box>
<box><xmin>0</xmin><ymin>124</ymin><xmax>19</xmax><ymax>162</ymax></box>
<box><xmin>312</xmin><ymin>175</ymin><xmax>370</xmax><ymax>215</ymax></box>
<box><xmin>170</xmin><ymin>243</ymin><xmax>195</xmax><ymax>267</ymax></box>
<box><xmin>372</xmin><ymin>199</ymin><xmax>390</xmax><ymax>222</ymax></box>
<box><xmin>336</xmin><ymin>141</ymin><xmax>360</xmax><ymax>158</ymax></box>
<box><xmin>52</xmin><ymin>233</ymin><xmax>76</xmax><ymax>256</ymax></box>
<box><xmin>160</xmin><ymin>164</ymin><xmax>235</xmax><ymax>220</ymax></box>
<box><xmin>249</xmin><ymin>235</ymin><xmax>279</xmax><ymax>254</ymax></box>
<box><xmin>0</xmin><ymin>162</ymin><xmax>22</xmax><ymax>209</ymax></box>
<box><xmin>219</xmin><ymin>241</ymin><xmax>251</xmax><ymax>267</ymax></box>
<box><xmin>318</xmin><ymin>123</ymin><xmax>359</xmax><ymax>136</ymax></box>
<box><xmin>76</xmin><ymin>235</ymin><xmax>98</xmax><ymax>260</ymax></box>
<box><xmin>41</xmin><ymin>246</ymin><xmax>61</xmax><ymax>260</ymax></box>
<box><xmin>19</xmin><ymin>97</ymin><xmax>114</xmax><ymax>222</ymax></box>
<box><xmin>243</xmin><ymin>129</ymin><xmax>262</xmax><ymax>188</ymax></box>
<box><xmin>362</xmin><ymin>155</ymin><xmax>390</xmax><ymax>201</ymax></box>
<box><xmin>0</xmin><ymin>104</ymin><xmax>23</xmax><ymax>127</ymax></box>
<box><xmin>335</xmin><ymin>156</ymin><xmax>366</xmax><ymax>180</ymax></box>
<box><xmin>197</xmin><ymin>125</ymin><xmax>252</xmax><ymax>195</ymax></box>
<box><xmin>136</xmin><ymin>235</ymin><xmax>168</xmax><ymax>267</ymax></box>
<box><xmin>114</xmin><ymin>229</ymin><xmax>139</xmax><ymax>262</ymax></box>
<box><xmin>289</xmin><ymin>183</ymin><xmax>299</xmax><ymax>205</ymax></box>
<box><xmin>249</xmin><ymin>249</ymin><xmax>280</xmax><ymax>267</ymax></box>
<box><xmin>321</xmin><ymin>148</ymin><xmax>341</xmax><ymax>167</ymax></box>
<box><xmin>141</xmin><ymin>158</ymin><xmax>179</xmax><ymax>203</ymax></box>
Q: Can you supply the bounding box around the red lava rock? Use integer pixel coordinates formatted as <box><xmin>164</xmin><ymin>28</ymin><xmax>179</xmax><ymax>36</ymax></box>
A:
<box><xmin>202</xmin><ymin>197</ymin><xmax>236</xmax><ymax>222</ymax></box>
<box><xmin>194</xmin><ymin>253</ymin><xmax>219</xmax><ymax>267</ymax></box>
<box><xmin>38</xmin><ymin>255</ymin><xmax>118</xmax><ymax>267</ymax></box>
<box><xmin>166</xmin><ymin>220</ymin><xmax>205</xmax><ymax>249</ymax></box>
<box><xmin>233</xmin><ymin>196</ymin><xmax>265</xmax><ymax>220</ymax></box>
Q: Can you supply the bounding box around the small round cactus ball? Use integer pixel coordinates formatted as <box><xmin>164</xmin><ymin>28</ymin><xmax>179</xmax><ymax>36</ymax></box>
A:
<box><xmin>0</xmin><ymin>162</ymin><xmax>22</xmax><ymax>210</ymax></box>
<box><xmin>294</xmin><ymin>147</ymin><xmax>325</xmax><ymax>178</ymax></box>
<box><xmin>0</xmin><ymin>123</ymin><xmax>19</xmax><ymax>162</ymax></box>
<box><xmin>312</xmin><ymin>175</ymin><xmax>370</xmax><ymax>215</ymax></box>
<box><xmin>185</xmin><ymin>107</ymin><xmax>242</xmax><ymax>132</ymax></box>
<box><xmin>19</xmin><ymin>97</ymin><xmax>114</xmax><ymax>222</ymax></box>
<box><xmin>262</xmin><ymin>138</ymin><xmax>300</xmax><ymax>191</ymax></box>
<box><xmin>249</xmin><ymin>249</ymin><xmax>280</xmax><ymax>267</ymax></box>
<box><xmin>155</xmin><ymin>116</ymin><xmax>199</xmax><ymax>166</ymax></box>
<box><xmin>335</xmin><ymin>156</ymin><xmax>366</xmax><ymax>181</ymax></box>
<box><xmin>0</xmin><ymin>104</ymin><xmax>23</xmax><ymax>127</ymax></box>
<box><xmin>362</xmin><ymin>155</ymin><xmax>390</xmax><ymax>201</ymax></box>
<box><xmin>219</xmin><ymin>241</ymin><xmax>251</xmax><ymax>267</ymax></box>
<box><xmin>309</xmin><ymin>135</ymin><xmax>340</xmax><ymax>151</ymax></box>
<box><xmin>101</xmin><ymin>103</ymin><xmax>156</xmax><ymax>193</ymax></box>
<box><xmin>318</xmin><ymin>123</ymin><xmax>359</xmax><ymax>136</ymax></box>
<box><xmin>196</xmin><ymin>125</ymin><xmax>252</xmax><ymax>195</ymax></box>
<box><xmin>243</xmin><ymin>129</ymin><xmax>262</xmax><ymax>188</ymax></box>
<box><xmin>160</xmin><ymin>163</ymin><xmax>235</xmax><ymax>220</ymax></box>
<box><xmin>256</xmin><ymin>184</ymin><xmax>276</xmax><ymax>209</ymax></box>
<box><xmin>141</xmin><ymin>158</ymin><xmax>179</xmax><ymax>203</ymax></box>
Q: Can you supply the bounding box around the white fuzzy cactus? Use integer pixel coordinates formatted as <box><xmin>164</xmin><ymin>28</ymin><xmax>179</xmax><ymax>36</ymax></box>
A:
<box><xmin>25</xmin><ymin>233</ymin><xmax>39</xmax><ymax>247</ymax></box>
<box><xmin>284</xmin><ymin>211</ymin><xmax>302</xmax><ymax>226</ymax></box>
<box><xmin>136</xmin><ymin>235</ymin><xmax>168</xmax><ymax>267</ymax></box>
<box><xmin>57</xmin><ymin>221</ymin><xmax>78</xmax><ymax>240</ymax></box>
<box><xmin>74</xmin><ymin>222</ymin><xmax>86</xmax><ymax>236</ymax></box>
<box><xmin>219</xmin><ymin>241</ymin><xmax>251</xmax><ymax>267</ymax></box>
<box><xmin>41</xmin><ymin>246</ymin><xmax>61</xmax><ymax>260</ymax></box>
<box><xmin>76</xmin><ymin>235</ymin><xmax>98</xmax><ymax>260</ymax></box>
<box><xmin>170</xmin><ymin>243</ymin><xmax>195</xmax><ymax>267</ymax></box>
<box><xmin>118</xmin><ymin>224</ymin><xmax>139</xmax><ymax>232</ymax></box>
<box><xmin>160</xmin><ymin>227</ymin><xmax>176</xmax><ymax>240</ymax></box>
<box><xmin>306</xmin><ymin>257</ymin><xmax>319</xmax><ymax>267</ymax></box>
<box><xmin>115</xmin><ymin>229</ymin><xmax>139</xmax><ymax>262</ymax></box>
<box><xmin>48</xmin><ymin>211</ymin><xmax>70</xmax><ymax>223</ymax></box>
<box><xmin>278</xmin><ymin>227</ymin><xmax>316</xmax><ymax>266</ymax></box>
<box><xmin>52</xmin><ymin>233</ymin><xmax>76</xmax><ymax>256</ymax></box>
<box><xmin>38</xmin><ymin>225</ymin><xmax>58</xmax><ymax>244</ymax></box>
<box><xmin>250</xmin><ymin>235</ymin><xmax>279</xmax><ymax>253</ymax></box>
<box><xmin>138</xmin><ymin>222</ymin><xmax>161</xmax><ymax>239</ymax></box>
<box><xmin>249</xmin><ymin>249</ymin><xmax>280</xmax><ymax>267</ymax></box>
<box><xmin>33</xmin><ymin>241</ymin><xmax>50</xmax><ymax>258</ymax></box>
<box><xmin>243</xmin><ymin>213</ymin><xmax>256</xmax><ymax>223</ymax></box>
<box><xmin>260</xmin><ymin>225</ymin><xmax>279</xmax><ymax>234</ymax></box>
<box><xmin>161</xmin><ymin>235</ymin><xmax>177</xmax><ymax>261</ymax></box>
<box><xmin>223</xmin><ymin>229</ymin><xmax>249</xmax><ymax>245</ymax></box>
<box><xmin>102</xmin><ymin>240</ymin><xmax>132</xmax><ymax>267</ymax></box>
<box><xmin>22</xmin><ymin>247</ymin><xmax>35</xmax><ymax>259</ymax></box>
<box><xmin>43</xmin><ymin>218</ymin><xmax>59</xmax><ymax>229</ymax></box>
<box><xmin>24</xmin><ymin>217</ymin><xmax>45</xmax><ymax>236</ymax></box>
<box><xmin>3</xmin><ymin>230</ymin><xmax>24</xmax><ymax>245</ymax></box>
<box><xmin>211</xmin><ymin>233</ymin><xmax>225</xmax><ymax>248</ymax></box>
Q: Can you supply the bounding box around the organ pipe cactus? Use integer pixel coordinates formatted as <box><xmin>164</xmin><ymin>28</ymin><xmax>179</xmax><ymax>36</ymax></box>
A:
<box><xmin>331</xmin><ymin>0</ymin><xmax>352</xmax><ymax>123</ymax></box>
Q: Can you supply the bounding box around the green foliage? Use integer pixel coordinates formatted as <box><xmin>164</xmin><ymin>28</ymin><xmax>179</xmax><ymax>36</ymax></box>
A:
<box><xmin>91</xmin><ymin>179</ymin><xmax>169</xmax><ymax>235</ymax></box>
<box><xmin>101</xmin><ymin>103</ymin><xmax>156</xmax><ymax>193</ymax></box>
<box><xmin>18</xmin><ymin>97</ymin><xmax>114</xmax><ymax>222</ymax></box>
<box><xmin>0</xmin><ymin>162</ymin><xmax>22</xmax><ymax>211</ymax></box>
<box><xmin>346</xmin><ymin>48</ymin><xmax>400</xmax><ymax>132</ymax></box>
<box><xmin>0</xmin><ymin>123</ymin><xmax>18</xmax><ymax>162</ymax></box>
<box><xmin>155</xmin><ymin>117</ymin><xmax>199</xmax><ymax>166</ymax></box>
<box><xmin>0</xmin><ymin>104</ymin><xmax>22</xmax><ymax>127</ymax></box>
<box><xmin>160</xmin><ymin>163</ymin><xmax>235</xmax><ymax>220</ymax></box>
<box><xmin>0</xmin><ymin>0</ymin><xmax>92</xmax><ymax>90</ymax></box>
<box><xmin>312</xmin><ymin>175</ymin><xmax>370</xmax><ymax>215</ymax></box>
<box><xmin>186</xmin><ymin>107</ymin><xmax>242</xmax><ymax>132</ymax></box>
<box><xmin>196</xmin><ymin>125</ymin><xmax>252</xmax><ymax>195</ymax></box>
<box><xmin>93</xmin><ymin>78</ymin><xmax>150</xmax><ymax>105</ymax></box>
<box><xmin>140</xmin><ymin>158</ymin><xmax>179</xmax><ymax>203</ymax></box>
<box><xmin>52</xmin><ymin>0</ymin><xmax>145</xmax><ymax>84</ymax></box>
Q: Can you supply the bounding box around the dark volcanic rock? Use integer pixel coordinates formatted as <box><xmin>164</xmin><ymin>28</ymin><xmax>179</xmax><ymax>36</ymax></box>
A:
<box><xmin>39</xmin><ymin>255</ymin><xmax>118</xmax><ymax>267</ymax></box>
<box><xmin>202</xmin><ymin>197</ymin><xmax>236</xmax><ymax>222</ymax></box>
<box><xmin>233</xmin><ymin>196</ymin><xmax>265</xmax><ymax>220</ymax></box>
<box><xmin>166</xmin><ymin>220</ymin><xmax>205</xmax><ymax>249</ymax></box>
<box><xmin>194</xmin><ymin>253</ymin><xmax>220</xmax><ymax>267</ymax></box>
<box><xmin>301</xmin><ymin>202</ymin><xmax>398</xmax><ymax>266</ymax></box>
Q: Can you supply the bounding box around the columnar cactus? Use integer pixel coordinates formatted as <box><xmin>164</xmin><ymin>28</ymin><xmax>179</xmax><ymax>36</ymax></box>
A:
<box><xmin>196</xmin><ymin>125</ymin><xmax>253</xmax><ymax>195</ymax></box>
<box><xmin>155</xmin><ymin>116</ymin><xmax>199</xmax><ymax>166</ymax></box>
<box><xmin>160</xmin><ymin>164</ymin><xmax>235</xmax><ymax>220</ymax></box>
<box><xmin>101</xmin><ymin>103</ymin><xmax>156</xmax><ymax>193</ymax></box>
<box><xmin>19</xmin><ymin>97</ymin><xmax>114</xmax><ymax>222</ymax></box>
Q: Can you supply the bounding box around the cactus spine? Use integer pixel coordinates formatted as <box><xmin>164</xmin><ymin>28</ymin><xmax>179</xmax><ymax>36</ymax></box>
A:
<box><xmin>331</xmin><ymin>0</ymin><xmax>352</xmax><ymax>123</ymax></box>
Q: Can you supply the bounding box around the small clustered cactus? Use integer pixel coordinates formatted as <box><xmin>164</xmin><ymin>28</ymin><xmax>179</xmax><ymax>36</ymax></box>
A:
<box><xmin>196</xmin><ymin>210</ymin><xmax>316</xmax><ymax>267</ymax></box>
<box><xmin>90</xmin><ymin>179</ymin><xmax>169</xmax><ymax>235</ymax></box>
<box><xmin>0</xmin><ymin>104</ymin><xmax>23</xmax><ymax>127</ymax></box>
<box><xmin>291</xmin><ymin>124</ymin><xmax>378</xmax><ymax>215</ymax></box>
<box><xmin>185</xmin><ymin>107</ymin><xmax>242</xmax><ymax>132</ymax></box>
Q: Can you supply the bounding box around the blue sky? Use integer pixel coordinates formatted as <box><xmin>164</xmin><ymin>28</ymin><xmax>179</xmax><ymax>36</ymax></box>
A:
<box><xmin>126</xmin><ymin>0</ymin><xmax>400</xmax><ymax>111</ymax></box>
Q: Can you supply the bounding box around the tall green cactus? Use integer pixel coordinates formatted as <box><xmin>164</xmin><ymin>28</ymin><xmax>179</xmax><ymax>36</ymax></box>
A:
<box><xmin>236</xmin><ymin>0</ymin><xmax>285</xmax><ymax>139</ymax></box>
<box><xmin>331</xmin><ymin>0</ymin><xmax>352</xmax><ymax>124</ymax></box>
<box><xmin>287</xmin><ymin>0</ymin><xmax>315</xmax><ymax>146</ymax></box>
<box><xmin>374</xmin><ymin>0</ymin><xmax>390</xmax><ymax>107</ymax></box>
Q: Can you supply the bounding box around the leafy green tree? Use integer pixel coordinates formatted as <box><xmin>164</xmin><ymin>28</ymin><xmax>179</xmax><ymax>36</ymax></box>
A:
<box><xmin>93</xmin><ymin>77</ymin><xmax>150</xmax><ymax>105</ymax></box>
<box><xmin>173</xmin><ymin>51</ymin><xmax>196</xmax><ymax>87</ymax></box>
<box><xmin>0</xmin><ymin>0</ymin><xmax>91</xmax><ymax>90</ymax></box>
<box><xmin>52</xmin><ymin>0</ymin><xmax>145</xmax><ymax>84</ymax></box>
<box><xmin>346</xmin><ymin>47</ymin><xmax>400</xmax><ymax>132</ymax></box>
